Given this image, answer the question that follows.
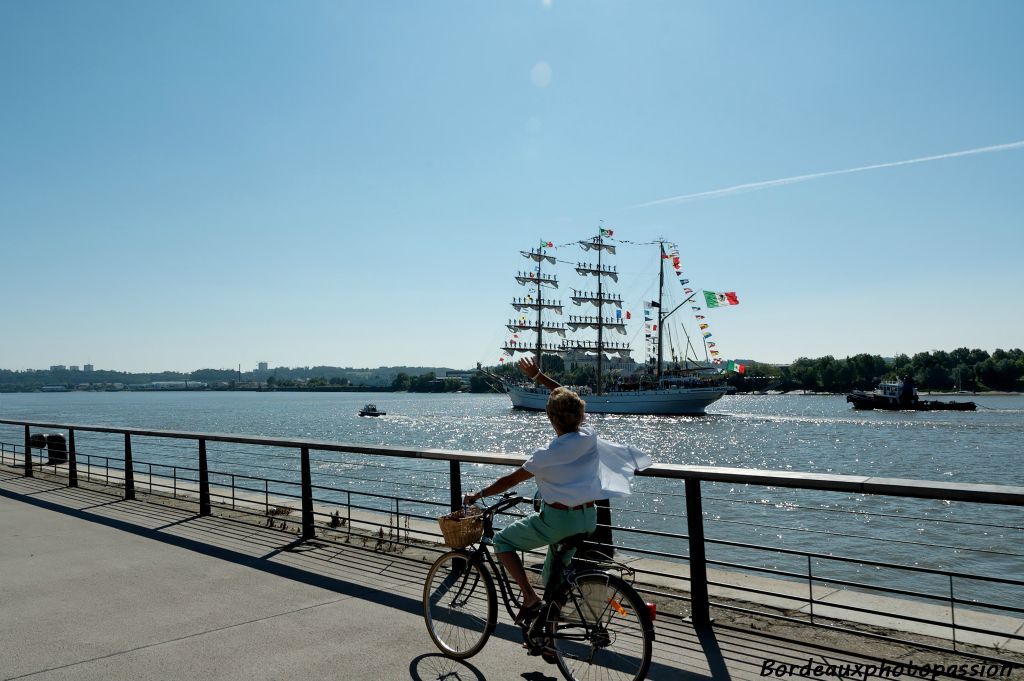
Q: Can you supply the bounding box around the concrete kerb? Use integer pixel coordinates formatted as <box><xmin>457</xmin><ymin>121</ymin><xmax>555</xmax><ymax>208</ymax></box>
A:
<box><xmin>11</xmin><ymin>460</ymin><xmax>1024</xmax><ymax>658</ymax></box>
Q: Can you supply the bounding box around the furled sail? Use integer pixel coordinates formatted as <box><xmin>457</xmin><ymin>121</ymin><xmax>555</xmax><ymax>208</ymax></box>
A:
<box><xmin>515</xmin><ymin>271</ymin><xmax>559</xmax><ymax>288</ymax></box>
<box><xmin>521</xmin><ymin>249</ymin><xmax>557</xmax><ymax>264</ymax></box>
<box><xmin>570</xmin><ymin>290</ymin><xmax>622</xmax><ymax>308</ymax></box>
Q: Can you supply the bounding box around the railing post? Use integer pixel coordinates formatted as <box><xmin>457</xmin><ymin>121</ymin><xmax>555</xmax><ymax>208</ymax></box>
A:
<box><xmin>68</xmin><ymin>429</ymin><xmax>78</xmax><ymax>488</ymax></box>
<box><xmin>449</xmin><ymin>460</ymin><xmax>462</xmax><ymax>512</ymax></box>
<box><xmin>198</xmin><ymin>438</ymin><xmax>211</xmax><ymax>516</ymax></box>
<box><xmin>807</xmin><ymin>555</ymin><xmax>815</xmax><ymax>624</ymax></box>
<box><xmin>23</xmin><ymin>425</ymin><xmax>32</xmax><ymax>478</ymax></box>
<box><xmin>685</xmin><ymin>478</ymin><xmax>711</xmax><ymax>628</ymax></box>
<box><xmin>123</xmin><ymin>433</ymin><xmax>135</xmax><ymax>500</ymax></box>
<box><xmin>300</xmin><ymin>447</ymin><xmax>314</xmax><ymax>539</ymax></box>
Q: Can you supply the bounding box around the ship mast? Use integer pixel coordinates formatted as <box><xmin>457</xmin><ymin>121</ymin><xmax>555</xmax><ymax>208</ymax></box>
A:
<box><xmin>657</xmin><ymin>241</ymin><xmax>666</xmax><ymax>384</ymax></box>
<box><xmin>567</xmin><ymin>232</ymin><xmax>626</xmax><ymax>397</ymax></box>
<box><xmin>596</xmin><ymin>237</ymin><xmax>604</xmax><ymax>395</ymax></box>
<box><xmin>535</xmin><ymin>251</ymin><xmax>545</xmax><ymax>371</ymax></box>
<box><xmin>507</xmin><ymin>248</ymin><xmax>564</xmax><ymax>372</ymax></box>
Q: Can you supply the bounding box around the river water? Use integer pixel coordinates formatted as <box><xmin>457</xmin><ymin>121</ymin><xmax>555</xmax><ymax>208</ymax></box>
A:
<box><xmin>1</xmin><ymin>391</ymin><xmax>1021</xmax><ymax>606</ymax></box>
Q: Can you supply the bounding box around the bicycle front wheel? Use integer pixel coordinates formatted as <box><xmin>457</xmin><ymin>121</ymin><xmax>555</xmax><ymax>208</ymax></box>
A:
<box><xmin>547</xmin><ymin>572</ymin><xmax>654</xmax><ymax>681</ymax></box>
<box><xmin>423</xmin><ymin>550</ymin><xmax>497</xmax><ymax>659</ymax></box>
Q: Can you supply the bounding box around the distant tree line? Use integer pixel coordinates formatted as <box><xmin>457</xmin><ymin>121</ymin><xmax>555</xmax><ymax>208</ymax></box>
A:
<box><xmin>480</xmin><ymin>347</ymin><xmax>1023</xmax><ymax>395</ymax></box>
<box><xmin>0</xmin><ymin>364</ymin><xmax>458</xmax><ymax>392</ymax></box>
<box><xmin>390</xmin><ymin>372</ymin><xmax>467</xmax><ymax>393</ymax></box>
<box><xmin>728</xmin><ymin>348</ymin><xmax>1023</xmax><ymax>394</ymax></box>
<box><xmin>5</xmin><ymin>348</ymin><xmax>1020</xmax><ymax>394</ymax></box>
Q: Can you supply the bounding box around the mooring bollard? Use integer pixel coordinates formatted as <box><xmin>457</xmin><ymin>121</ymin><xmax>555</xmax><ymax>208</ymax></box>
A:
<box><xmin>45</xmin><ymin>433</ymin><xmax>67</xmax><ymax>465</ymax></box>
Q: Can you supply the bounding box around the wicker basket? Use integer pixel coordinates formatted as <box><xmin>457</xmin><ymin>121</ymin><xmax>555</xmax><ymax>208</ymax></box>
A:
<box><xmin>438</xmin><ymin>506</ymin><xmax>484</xmax><ymax>548</ymax></box>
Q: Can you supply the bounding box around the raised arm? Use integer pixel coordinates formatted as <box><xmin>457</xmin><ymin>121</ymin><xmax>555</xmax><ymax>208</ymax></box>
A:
<box><xmin>518</xmin><ymin>357</ymin><xmax>561</xmax><ymax>390</ymax></box>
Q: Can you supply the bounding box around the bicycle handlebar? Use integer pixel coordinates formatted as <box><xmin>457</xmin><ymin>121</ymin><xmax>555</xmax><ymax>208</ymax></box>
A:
<box><xmin>474</xmin><ymin>491</ymin><xmax>527</xmax><ymax>518</ymax></box>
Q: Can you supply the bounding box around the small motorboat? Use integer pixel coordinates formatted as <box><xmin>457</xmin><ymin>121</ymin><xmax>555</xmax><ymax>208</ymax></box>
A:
<box><xmin>359</xmin><ymin>404</ymin><xmax>386</xmax><ymax>417</ymax></box>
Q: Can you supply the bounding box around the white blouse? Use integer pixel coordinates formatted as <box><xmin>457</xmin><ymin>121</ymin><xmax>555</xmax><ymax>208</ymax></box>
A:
<box><xmin>522</xmin><ymin>426</ymin><xmax>653</xmax><ymax>507</ymax></box>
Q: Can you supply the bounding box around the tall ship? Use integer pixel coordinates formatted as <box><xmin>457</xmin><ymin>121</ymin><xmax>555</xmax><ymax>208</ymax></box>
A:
<box><xmin>488</xmin><ymin>230</ymin><xmax>730</xmax><ymax>415</ymax></box>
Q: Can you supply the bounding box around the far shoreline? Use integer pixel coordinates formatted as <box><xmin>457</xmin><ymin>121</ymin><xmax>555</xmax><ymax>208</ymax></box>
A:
<box><xmin>2</xmin><ymin>388</ymin><xmax>1021</xmax><ymax>396</ymax></box>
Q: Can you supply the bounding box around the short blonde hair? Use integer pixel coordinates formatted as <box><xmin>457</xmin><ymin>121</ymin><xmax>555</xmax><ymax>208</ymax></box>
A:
<box><xmin>546</xmin><ymin>387</ymin><xmax>586</xmax><ymax>432</ymax></box>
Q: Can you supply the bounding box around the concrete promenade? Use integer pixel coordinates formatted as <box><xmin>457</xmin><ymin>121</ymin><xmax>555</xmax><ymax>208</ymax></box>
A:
<box><xmin>1</xmin><ymin>470</ymin><xmax>1020</xmax><ymax>681</ymax></box>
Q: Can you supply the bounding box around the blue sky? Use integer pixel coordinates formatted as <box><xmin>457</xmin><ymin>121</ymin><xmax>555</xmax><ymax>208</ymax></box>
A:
<box><xmin>2</xmin><ymin>1</ymin><xmax>1021</xmax><ymax>373</ymax></box>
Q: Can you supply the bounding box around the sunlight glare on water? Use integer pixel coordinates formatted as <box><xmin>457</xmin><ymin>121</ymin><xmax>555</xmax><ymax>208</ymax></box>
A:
<box><xmin>1</xmin><ymin>391</ymin><xmax>1020</xmax><ymax>603</ymax></box>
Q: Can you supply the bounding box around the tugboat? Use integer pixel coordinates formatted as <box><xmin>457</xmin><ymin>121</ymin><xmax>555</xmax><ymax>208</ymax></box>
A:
<box><xmin>846</xmin><ymin>376</ymin><xmax>976</xmax><ymax>411</ymax></box>
<box><xmin>358</xmin><ymin>404</ymin><xmax>386</xmax><ymax>417</ymax></box>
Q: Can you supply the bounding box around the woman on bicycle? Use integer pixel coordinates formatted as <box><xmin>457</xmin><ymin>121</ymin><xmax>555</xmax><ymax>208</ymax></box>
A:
<box><xmin>463</xmin><ymin>357</ymin><xmax>651</xmax><ymax>623</ymax></box>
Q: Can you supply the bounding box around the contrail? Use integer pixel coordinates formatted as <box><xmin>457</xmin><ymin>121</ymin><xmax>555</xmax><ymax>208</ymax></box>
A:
<box><xmin>632</xmin><ymin>139</ymin><xmax>1024</xmax><ymax>208</ymax></box>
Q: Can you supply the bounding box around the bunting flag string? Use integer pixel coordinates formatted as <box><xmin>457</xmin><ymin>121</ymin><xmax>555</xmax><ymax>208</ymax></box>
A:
<box><xmin>670</xmin><ymin>246</ymin><xmax>727</xmax><ymax>366</ymax></box>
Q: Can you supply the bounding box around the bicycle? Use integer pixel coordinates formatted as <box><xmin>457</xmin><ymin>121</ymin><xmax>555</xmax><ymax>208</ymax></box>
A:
<box><xmin>422</xmin><ymin>492</ymin><xmax>655</xmax><ymax>681</ymax></box>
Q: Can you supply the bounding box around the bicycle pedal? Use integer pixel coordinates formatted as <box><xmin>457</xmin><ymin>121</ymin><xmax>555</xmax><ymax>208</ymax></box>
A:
<box><xmin>522</xmin><ymin>638</ymin><xmax>542</xmax><ymax>655</ymax></box>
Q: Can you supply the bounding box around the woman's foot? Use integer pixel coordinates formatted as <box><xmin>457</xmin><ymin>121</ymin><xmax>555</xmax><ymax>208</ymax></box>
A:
<box><xmin>514</xmin><ymin>599</ymin><xmax>543</xmax><ymax>625</ymax></box>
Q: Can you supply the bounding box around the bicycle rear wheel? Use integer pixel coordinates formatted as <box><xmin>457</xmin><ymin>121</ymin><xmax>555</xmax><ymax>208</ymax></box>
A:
<box><xmin>546</xmin><ymin>572</ymin><xmax>653</xmax><ymax>681</ymax></box>
<box><xmin>423</xmin><ymin>550</ymin><xmax>497</xmax><ymax>659</ymax></box>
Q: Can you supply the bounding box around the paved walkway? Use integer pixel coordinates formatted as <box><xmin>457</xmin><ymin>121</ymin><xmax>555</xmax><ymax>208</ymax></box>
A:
<box><xmin>1</xmin><ymin>471</ymin><xmax>1020</xmax><ymax>681</ymax></box>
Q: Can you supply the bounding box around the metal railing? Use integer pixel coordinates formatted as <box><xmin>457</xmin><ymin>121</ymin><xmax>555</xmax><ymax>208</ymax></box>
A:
<box><xmin>1</xmin><ymin>417</ymin><xmax>1022</xmax><ymax>666</ymax></box>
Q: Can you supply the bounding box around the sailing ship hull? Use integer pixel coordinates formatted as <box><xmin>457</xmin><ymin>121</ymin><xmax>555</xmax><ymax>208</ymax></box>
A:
<box><xmin>507</xmin><ymin>384</ymin><xmax>727</xmax><ymax>415</ymax></box>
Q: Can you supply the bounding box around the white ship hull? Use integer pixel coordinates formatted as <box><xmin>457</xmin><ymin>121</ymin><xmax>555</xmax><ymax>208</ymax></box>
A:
<box><xmin>506</xmin><ymin>384</ymin><xmax>727</xmax><ymax>415</ymax></box>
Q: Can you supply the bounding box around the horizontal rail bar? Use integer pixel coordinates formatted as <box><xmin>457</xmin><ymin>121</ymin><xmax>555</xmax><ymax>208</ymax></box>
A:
<box><xmin>3</xmin><ymin>419</ymin><xmax>1021</xmax><ymax>505</ymax></box>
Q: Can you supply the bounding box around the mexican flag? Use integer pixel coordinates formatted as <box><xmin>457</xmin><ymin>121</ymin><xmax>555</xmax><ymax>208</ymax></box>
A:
<box><xmin>727</xmin><ymin>360</ymin><xmax>746</xmax><ymax>374</ymax></box>
<box><xmin>599</xmin><ymin>227</ymin><xmax>614</xmax><ymax>237</ymax></box>
<box><xmin>704</xmin><ymin>291</ymin><xmax>739</xmax><ymax>308</ymax></box>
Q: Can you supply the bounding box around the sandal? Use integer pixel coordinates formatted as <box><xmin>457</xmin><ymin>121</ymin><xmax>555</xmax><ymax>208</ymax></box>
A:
<box><xmin>514</xmin><ymin>600</ymin><xmax>544</xmax><ymax>625</ymax></box>
<box><xmin>522</xmin><ymin>636</ymin><xmax>557</xmax><ymax>664</ymax></box>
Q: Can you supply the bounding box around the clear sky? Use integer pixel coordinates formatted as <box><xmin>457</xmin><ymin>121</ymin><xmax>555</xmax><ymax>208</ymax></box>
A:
<box><xmin>2</xmin><ymin>1</ymin><xmax>1022</xmax><ymax>373</ymax></box>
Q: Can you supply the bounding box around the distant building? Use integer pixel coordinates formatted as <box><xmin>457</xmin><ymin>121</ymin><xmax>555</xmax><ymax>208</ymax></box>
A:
<box><xmin>150</xmin><ymin>381</ymin><xmax>208</xmax><ymax>390</ymax></box>
<box><xmin>258</xmin><ymin>362</ymin><xmax>269</xmax><ymax>372</ymax></box>
<box><xmin>41</xmin><ymin>385</ymin><xmax>69</xmax><ymax>392</ymax></box>
<box><xmin>84</xmin><ymin>364</ymin><xmax>94</xmax><ymax>373</ymax></box>
<box><xmin>70</xmin><ymin>365</ymin><xmax>80</xmax><ymax>371</ymax></box>
<box><xmin>50</xmin><ymin>365</ymin><xmax>66</xmax><ymax>371</ymax></box>
<box><xmin>443</xmin><ymin>371</ymin><xmax>476</xmax><ymax>385</ymax></box>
